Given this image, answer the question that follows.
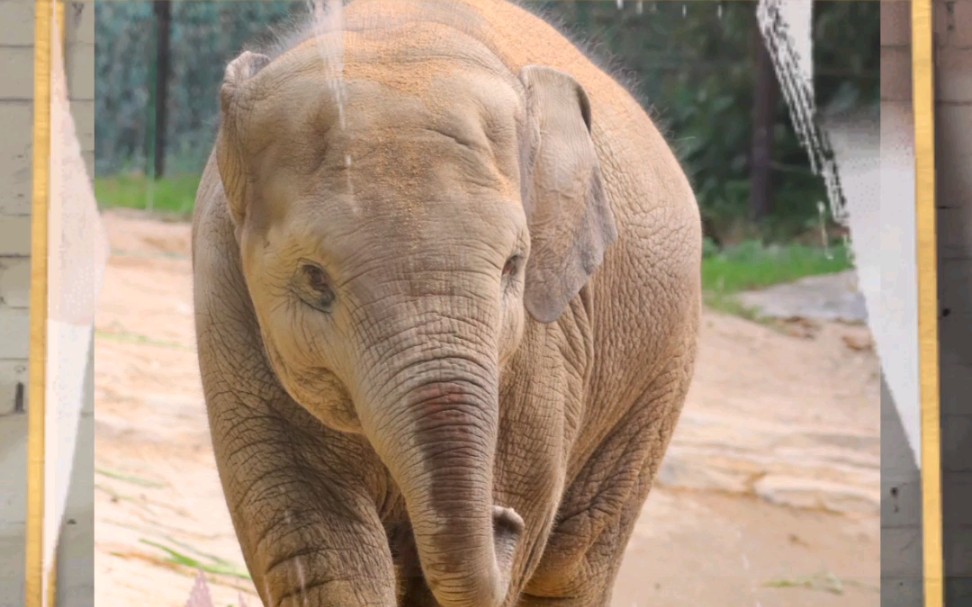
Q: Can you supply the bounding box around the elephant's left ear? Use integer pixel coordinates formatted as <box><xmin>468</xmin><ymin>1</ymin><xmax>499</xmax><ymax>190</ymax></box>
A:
<box><xmin>518</xmin><ymin>65</ymin><xmax>618</xmax><ymax>324</ymax></box>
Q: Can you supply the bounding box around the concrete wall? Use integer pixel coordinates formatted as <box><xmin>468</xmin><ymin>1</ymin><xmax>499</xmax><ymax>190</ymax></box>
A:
<box><xmin>0</xmin><ymin>1</ymin><xmax>37</xmax><ymax>602</ymax></box>
<box><xmin>880</xmin><ymin>1</ymin><xmax>972</xmax><ymax>603</ymax></box>
<box><xmin>0</xmin><ymin>1</ymin><xmax>93</xmax><ymax>605</ymax></box>
<box><xmin>880</xmin><ymin>2</ymin><xmax>925</xmax><ymax>606</ymax></box>
<box><xmin>936</xmin><ymin>0</ymin><xmax>972</xmax><ymax>602</ymax></box>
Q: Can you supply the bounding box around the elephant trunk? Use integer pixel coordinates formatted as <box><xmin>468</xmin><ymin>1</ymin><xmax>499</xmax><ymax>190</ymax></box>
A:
<box><xmin>359</xmin><ymin>355</ymin><xmax>520</xmax><ymax>607</ymax></box>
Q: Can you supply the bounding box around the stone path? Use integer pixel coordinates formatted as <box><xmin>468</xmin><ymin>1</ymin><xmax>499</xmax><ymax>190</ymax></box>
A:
<box><xmin>736</xmin><ymin>270</ymin><xmax>868</xmax><ymax>324</ymax></box>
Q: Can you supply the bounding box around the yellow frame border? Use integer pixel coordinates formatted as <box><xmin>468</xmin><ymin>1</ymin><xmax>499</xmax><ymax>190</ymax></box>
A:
<box><xmin>27</xmin><ymin>0</ymin><xmax>52</xmax><ymax>604</ymax></box>
<box><xmin>27</xmin><ymin>0</ymin><xmax>67</xmax><ymax>605</ymax></box>
<box><xmin>912</xmin><ymin>0</ymin><xmax>943</xmax><ymax>605</ymax></box>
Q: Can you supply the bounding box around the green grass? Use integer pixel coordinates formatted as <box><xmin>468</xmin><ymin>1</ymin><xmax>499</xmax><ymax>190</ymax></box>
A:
<box><xmin>701</xmin><ymin>239</ymin><xmax>853</xmax><ymax>317</ymax></box>
<box><xmin>764</xmin><ymin>570</ymin><xmax>852</xmax><ymax>595</ymax></box>
<box><xmin>96</xmin><ymin>328</ymin><xmax>192</xmax><ymax>351</ymax></box>
<box><xmin>139</xmin><ymin>539</ymin><xmax>252</xmax><ymax>581</ymax></box>
<box><xmin>95</xmin><ymin>174</ymin><xmax>200</xmax><ymax>218</ymax></box>
<box><xmin>703</xmin><ymin>240</ymin><xmax>852</xmax><ymax>295</ymax></box>
<box><xmin>95</xmin><ymin>467</ymin><xmax>168</xmax><ymax>488</ymax></box>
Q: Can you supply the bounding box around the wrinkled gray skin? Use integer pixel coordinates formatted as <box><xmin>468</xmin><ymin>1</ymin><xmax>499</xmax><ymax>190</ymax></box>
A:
<box><xmin>191</xmin><ymin>1</ymin><xmax>700</xmax><ymax>606</ymax></box>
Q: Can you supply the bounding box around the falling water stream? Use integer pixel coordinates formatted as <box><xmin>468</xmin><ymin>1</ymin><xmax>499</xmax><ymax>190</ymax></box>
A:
<box><xmin>307</xmin><ymin>0</ymin><xmax>358</xmax><ymax>214</ymax></box>
<box><xmin>307</xmin><ymin>0</ymin><xmax>347</xmax><ymax>127</ymax></box>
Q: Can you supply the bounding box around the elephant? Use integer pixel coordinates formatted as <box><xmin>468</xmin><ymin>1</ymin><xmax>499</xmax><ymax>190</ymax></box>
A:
<box><xmin>191</xmin><ymin>0</ymin><xmax>701</xmax><ymax>606</ymax></box>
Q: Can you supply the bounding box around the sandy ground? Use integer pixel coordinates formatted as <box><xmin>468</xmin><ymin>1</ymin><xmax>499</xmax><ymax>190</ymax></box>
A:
<box><xmin>94</xmin><ymin>210</ymin><xmax>879</xmax><ymax>607</ymax></box>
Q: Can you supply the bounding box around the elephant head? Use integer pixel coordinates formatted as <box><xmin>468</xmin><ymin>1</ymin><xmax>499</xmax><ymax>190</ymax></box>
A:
<box><xmin>214</xmin><ymin>37</ymin><xmax>616</xmax><ymax>607</ymax></box>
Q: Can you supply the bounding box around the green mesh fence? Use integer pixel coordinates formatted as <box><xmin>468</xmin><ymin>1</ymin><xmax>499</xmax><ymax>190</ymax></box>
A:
<box><xmin>95</xmin><ymin>1</ymin><xmax>304</xmax><ymax>177</ymax></box>
<box><xmin>94</xmin><ymin>0</ymin><xmax>876</xmax><ymax>238</ymax></box>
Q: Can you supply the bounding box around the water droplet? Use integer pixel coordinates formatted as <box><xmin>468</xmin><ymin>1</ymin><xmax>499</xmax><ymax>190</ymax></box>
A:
<box><xmin>718</xmin><ymin>4</ymin><xmax>724</xmax><ymax>19</ymax></box>
<box><xmin>636</xmin><ymin>1</ymin><xmax>643</xmax><ymax>15</ymax></box>
<box><xmin>682</xmin><ymin>4</ymin><xmax>687</xmax><ymax>17</ymax></box>
<box><xmin>306</xmin><ymin>0</ymin><xmax>347</xmax><ymax>128</ymax></box>
<box><xmin>616</xmin><ymin>0</ymin><xmax>624</xmax><ymax>9</ymax></box>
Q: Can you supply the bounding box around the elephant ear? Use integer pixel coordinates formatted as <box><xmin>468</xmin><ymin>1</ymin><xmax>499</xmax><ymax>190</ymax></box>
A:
<box><xmin>518</xmin><ymin>65</ymin><xmax>618</xmax><ymax>324</ymax></box>
<box><xmin>216</xmin><ymin>51</ymin><xmax>271</xmax><ymax>228</ymax></box>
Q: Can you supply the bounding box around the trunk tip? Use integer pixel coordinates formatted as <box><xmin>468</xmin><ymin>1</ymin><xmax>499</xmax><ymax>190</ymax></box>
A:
<box><xmin>492</xmin><ymin>505</ymin><xmax>524</xmax><ymax>540</ymax></box>
<box><xmin>492</xmin><ymin>505</ymin><xmax>523</xmax><ymax>603</ymax></box>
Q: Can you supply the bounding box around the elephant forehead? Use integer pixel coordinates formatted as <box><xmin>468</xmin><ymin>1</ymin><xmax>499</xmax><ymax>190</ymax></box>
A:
<box><xmin>254</xmin><ymin>84</ymin><xmax>520</xmax><ymax>204</ymax></box>
<box><xmin>339</xmin><ymin>79</ymin><xmax>521</xmax><ymax>199</ymax></box>
<box><xmin>247</xmin><ymin>128</ymin><xmax>521</xmax><ymax>244</ymax></box>
<box><xmin>338</xmin><ymin>18</ymin><xmax>514</xmax><ymax>86</ymax></box>
<box><xmin>265</xmin><ymin>29</ymin><xmax>523</xmax><ymax>142</ymax></box>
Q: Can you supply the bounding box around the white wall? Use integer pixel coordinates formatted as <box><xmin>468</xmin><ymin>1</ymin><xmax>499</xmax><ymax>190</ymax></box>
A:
<box><xmin>879</xmin><ymin>2</ymin><xmax>924</xmax><ymax>606</ymax></box>
<box><xmin>55</xmin><ymin>3</ymin><xmax>95</xmax><ymax>604</ymax></box>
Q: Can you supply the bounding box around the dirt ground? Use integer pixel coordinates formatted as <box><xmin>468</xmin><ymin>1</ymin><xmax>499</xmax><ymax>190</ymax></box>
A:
<box><xmin>94</xmin><ymin>210</ymin><xmax>879</xmax><ymax>607</ymax></box>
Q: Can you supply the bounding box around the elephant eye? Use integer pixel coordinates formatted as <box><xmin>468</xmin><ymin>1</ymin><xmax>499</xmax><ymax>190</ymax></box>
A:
<box><xmin>294</xmin><ymin>262</ymin><xmax>336</xmax><ymax>312</ymax></box>
<box><xmin>502</xmin><ymin>255</ymin><xmax>522</xmax><ymax>278</ymax></box>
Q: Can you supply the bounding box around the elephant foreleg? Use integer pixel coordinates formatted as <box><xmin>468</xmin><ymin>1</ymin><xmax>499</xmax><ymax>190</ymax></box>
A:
<box><xmin>519</xmin><ymin>351</ymin><xmax>695</xmax><ymax>606</ymax></box>
<box><xmin>207</xmin><ymin>390</ymin><xmax>398</xmax><ymax>607</ymax></box>
<box><xmin>197</xmin><ymin>293</ymin><xmax>396</xmax><ymax>605</ymax></box>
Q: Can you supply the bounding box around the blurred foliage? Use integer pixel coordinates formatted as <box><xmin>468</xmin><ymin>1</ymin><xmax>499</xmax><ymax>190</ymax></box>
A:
<box><xmin>95</xmin><ymin>0</ymin><xmax>876</xmax><ymax>242</ymax></box>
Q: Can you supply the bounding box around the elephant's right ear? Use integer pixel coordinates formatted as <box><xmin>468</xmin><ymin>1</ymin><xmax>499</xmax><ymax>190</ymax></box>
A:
<box><xmin>216</xmin><ymin>51</ymin><xmax>271</xmax><ymax>228</ymax></box>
